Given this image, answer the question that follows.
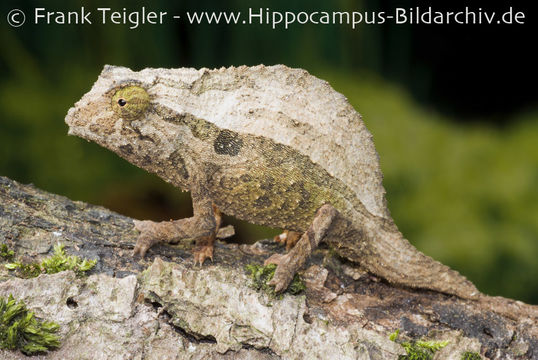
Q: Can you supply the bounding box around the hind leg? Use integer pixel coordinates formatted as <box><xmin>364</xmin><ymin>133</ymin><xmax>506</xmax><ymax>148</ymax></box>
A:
<box><xmin>265</xmin><ymin>204</ymin><xmax>338</xmax><ymax>292</ymax></box>
<box><xmin>192</xmin><ymin>204</ymin><xmax>223</xmax><ymax>264</ymax></box>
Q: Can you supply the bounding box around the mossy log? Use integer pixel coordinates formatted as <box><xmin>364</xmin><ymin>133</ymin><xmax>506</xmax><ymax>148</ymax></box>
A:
<box><xmin>0</xmin><ymin>176</ymin><xmax>536</xmax><ymax>359</ymax></box>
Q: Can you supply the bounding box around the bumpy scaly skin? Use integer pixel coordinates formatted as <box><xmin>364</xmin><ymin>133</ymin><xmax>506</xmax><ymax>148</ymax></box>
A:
<box><xmin>65</xmin><ymin>64</ymin><xmax>479</xmax><ymax>299</ymax></box>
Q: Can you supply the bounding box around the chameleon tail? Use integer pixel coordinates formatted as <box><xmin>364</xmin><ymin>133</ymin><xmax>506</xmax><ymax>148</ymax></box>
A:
<box><xmin>340</xmin><ymin>215</ymin><xmax>480</xmax><ymax>299</ymax></box>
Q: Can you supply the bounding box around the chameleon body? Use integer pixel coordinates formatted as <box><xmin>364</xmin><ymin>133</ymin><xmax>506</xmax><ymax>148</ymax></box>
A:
<box><xmin>65</xmin><ymin>65</ymin><xmax>479</xmax><ymax>299</ymax></box>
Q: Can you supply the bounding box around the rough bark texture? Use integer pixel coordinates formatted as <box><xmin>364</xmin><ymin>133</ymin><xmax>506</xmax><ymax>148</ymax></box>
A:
<box><xmin>0</xmin><ymin>175</ymin><xmax>536</xmax><ymax>360</ymax></box>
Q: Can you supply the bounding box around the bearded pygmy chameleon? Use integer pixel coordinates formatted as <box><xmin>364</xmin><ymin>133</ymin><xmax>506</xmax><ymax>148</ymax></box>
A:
<box><xmin>65</xmin><ymin>65</ymin><xmax>479</xmax><ymax>299</ymax></box>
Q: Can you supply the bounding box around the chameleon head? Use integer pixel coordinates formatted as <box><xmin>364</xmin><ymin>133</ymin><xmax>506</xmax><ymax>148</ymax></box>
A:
<box><xmin>64</xmin><ymin>65</ymin><xmax>190</xmax><ymax>189</ymax></box>
<box><xmin>65</xmin><ymin>65</ymin><xmax>153</xmax><ymax>146</ymax></box>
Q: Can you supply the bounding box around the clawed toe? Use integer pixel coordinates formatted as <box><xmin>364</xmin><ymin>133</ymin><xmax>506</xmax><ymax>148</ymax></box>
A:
<box><xmin>132</xmin><ymin>220</ymin><xmax>160</xmax><ymax>258</ymax></box>
<box><xmin>268</xmin><ymin>265</ymin><xmax>294</xmax><ymax>293</ymax></box>
<box><xmin>133</xmin><ymin>242</ymin><xmax>149</xmax><ymax>257</ymax></box>
<box><xmin>193</xmin><ymin>245</ymin><xmax>214</xmax><ymax>265</ymax></box>
<box><xmin>264</xmin><ymin>253</ymin><xmax>295</xmax><ymax>293</ymax></box>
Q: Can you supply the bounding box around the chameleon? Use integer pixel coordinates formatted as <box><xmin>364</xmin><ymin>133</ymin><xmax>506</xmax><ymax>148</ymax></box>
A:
<box><xmin>65</xmin><ymin>64</ymin><xmax>479</xmax><ymax>299</ymax></box>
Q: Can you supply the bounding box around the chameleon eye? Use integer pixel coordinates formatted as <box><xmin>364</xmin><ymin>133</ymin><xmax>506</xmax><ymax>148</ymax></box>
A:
<box><xmin>111</xmin><ymin>85</ymin><xmax>149</xmax><ymax>120</ymax></box>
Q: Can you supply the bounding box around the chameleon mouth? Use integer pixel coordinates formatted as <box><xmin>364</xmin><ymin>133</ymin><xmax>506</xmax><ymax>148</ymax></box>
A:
<box><xmin>65</xmin><ymin>107</ymin><xmax>78</xmax><ymax>134</ymax></box>
<box><xmin>64</xmin><ymin>106</ymin><xmax>95</xmax><ymax>142</ymax></box>
<box><xmin>65</xmin><ymin>107</ymin><xmax>84</xmax><ymax>137</ymax></box>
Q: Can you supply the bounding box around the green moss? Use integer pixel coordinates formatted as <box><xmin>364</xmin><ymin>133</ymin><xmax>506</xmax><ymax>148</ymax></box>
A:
<box><xmin>389</xmin><ymin>329</ymin><xmax>401</xmax><ymax>341</ymax></box>
<box><xmin>0</xmin><ymin>294</ymin><xmax>60</xmax><ymax>355</ymax></box>
<box><xmin>5</xmin><ymin>243</ymin><xmax>97</xmax><ymax>278</ymax></box>
<box><xmin>389</xmin><ymin>329</ymin><xmax>449</xmax><ymax>360</ymax></box>
<box><xmin>461</xmin><ymin>351</ymin><xmax>482</xmax><ymax>360</ymax></box>
<box><xmin>245</xmin><ymin>263</ymin><xmax>306</xmax><ymax>298</ymax></box>
<box><xmin>0</xmin><ymin>244</ymin><xmax>14</xmax><ymax>261</ymax></box>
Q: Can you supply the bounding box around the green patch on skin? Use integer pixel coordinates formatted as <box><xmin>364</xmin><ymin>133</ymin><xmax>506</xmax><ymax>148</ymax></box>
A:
<box><xmin>5</xmin><ymin>243</ymin><xmax>97</xmax><ymax>278</ymax></box>
<box><xmin>0</xmin><ymin>294</ymin><xmax>60</xmax><ymax>355</ymax></box>
<box><xmin>160</xmin><ymin>110</ymin><xmax>219</xmax><ymax>141</ymax></box>
<box><xmin>111</xmin><ymin>85</ymin><xmax>150</xmax><ymax>121</ymax></box>
<box><xmin>214</xmin><ymin>134</ymin><xmax>352</xmax><ymax>230</ymax></box>
<box><xmin>186</xmin><ymin>114</ymin><xmax>219</xmax><ymax>140</ymax></box>
<box><xmin>245</xmin><ymin>263</ymin><xmax>306</xmax><ymax>298</ymax></box>
<box><xmin>389</xmin><ymin>329</ymin><xmax>450</xmax><ymax>360</ymax></box>
<box><xmin>461</xmin><ymin>351</ymin><xmax>482</xmax><ymax>360</ymax></box>
<box><xmin>0</xmin><ymin>244</ymin><xmax>14</xmax><ymax>261</ymax></box>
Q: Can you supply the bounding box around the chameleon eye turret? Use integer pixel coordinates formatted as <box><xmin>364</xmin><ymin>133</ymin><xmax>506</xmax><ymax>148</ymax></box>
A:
<box><xmin>111</xmin><ymin>85</ymin><xmax>149</xmax><ymax>120</ymax></box>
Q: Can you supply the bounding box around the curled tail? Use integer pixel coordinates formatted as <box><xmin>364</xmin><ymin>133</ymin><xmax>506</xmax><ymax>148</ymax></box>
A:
<box><xmin>337</xmin><ymin>214</ymin><xmax>480</xmax><ymax>299</ymax></box>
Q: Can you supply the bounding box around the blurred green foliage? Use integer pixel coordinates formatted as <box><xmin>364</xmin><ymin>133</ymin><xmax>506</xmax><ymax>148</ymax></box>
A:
<box><xmin>0</xmin><ymin>0</ymin><xmax>536</xmax><ymax>303</ymax></box>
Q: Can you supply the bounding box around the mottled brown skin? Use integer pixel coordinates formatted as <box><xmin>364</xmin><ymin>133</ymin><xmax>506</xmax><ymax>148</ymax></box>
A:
<box><xmin>132</xmin><ymin>109</ymin><xmax>354</xmax><ymax>268</ymax></box>
<box><xmin>65</xmin><ymin>65</ymin><xmax>480</xmax><ymax>299</ymax></box>
<box><xmin>130</xmin><ymin>106</ymin><xmax>356</xmax><ymax>266</ymax></box>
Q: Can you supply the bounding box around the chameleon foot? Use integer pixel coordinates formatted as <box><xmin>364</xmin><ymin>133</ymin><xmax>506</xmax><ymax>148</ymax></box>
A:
<box><xmin>133</xmin><ymin>219</ymin><xmax>170</xmax><ymax>257</ymax></box>
<box><xmin>265</xmin><ymin>204</ymin><xmax>338</xmax><ymax>293</ymax></box>
<box><xmin>193</xmin><ymin>244</ymin><xmax>214</xmax><ymax>265</ymax></box>
<box><xmin>132</xmin><ymin>206</ymin><xmax>218</xmax><ymax>259</ymax></box>
<box><xmin>274</xmin><ymin>230</ymin><xmax>302</xmax><ymax>251</ymax></box>
<box><xmin>264</xmin><ymin>253</ymin><xmax>296</xmax><ymax>293</ymax></box>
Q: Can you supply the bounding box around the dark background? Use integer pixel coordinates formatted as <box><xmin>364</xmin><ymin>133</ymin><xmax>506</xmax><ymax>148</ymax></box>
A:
<box><xmin>1</xmin><ymin>0</ymin><xmax>536</xmax><ymax>302</ymax></box>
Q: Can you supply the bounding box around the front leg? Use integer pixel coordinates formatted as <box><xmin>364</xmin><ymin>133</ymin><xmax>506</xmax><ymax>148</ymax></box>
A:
<box><xmin>265</xmin><ymin>204</ymin><xmax>338</xmax><ymax>292</ymax></box>
<box><xmin>133</xmin><ymin>181</ymin><xmax>219</xmax><ymax>265</ymax></box>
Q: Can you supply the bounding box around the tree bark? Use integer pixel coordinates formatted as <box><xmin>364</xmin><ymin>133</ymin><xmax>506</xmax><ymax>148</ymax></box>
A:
<box><xmin>0</xmin><ymin>176</ymin><xmax>536</xmax><ymax>359</ymax></box>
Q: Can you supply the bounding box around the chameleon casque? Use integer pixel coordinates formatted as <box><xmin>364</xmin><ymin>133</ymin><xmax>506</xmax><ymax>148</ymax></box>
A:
<box><xmin>65</xmin><ymin>64</ymin><xmax>479</xmax><ymax>299</ymax></box>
